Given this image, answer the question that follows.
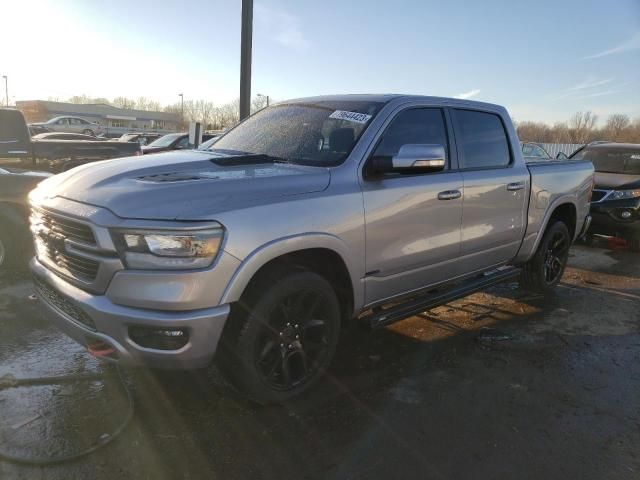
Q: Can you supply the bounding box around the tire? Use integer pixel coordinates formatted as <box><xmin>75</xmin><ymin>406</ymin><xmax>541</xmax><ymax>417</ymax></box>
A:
<box><xmin>218</xmin><ymin>268</ymin><xmax>341</xmax><ymax>404</ymax></box>
<box><xmin>520</xmin><ymin>221</ymin><xmax>571</xmax><ymax>294</ymax></box>
<box><xmin>82</xmin><ymin>129</ymin><xmax>94</xmax><ymax>136</ymax></box>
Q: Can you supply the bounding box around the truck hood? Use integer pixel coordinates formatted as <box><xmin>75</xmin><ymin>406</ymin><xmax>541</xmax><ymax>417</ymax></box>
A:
<box><xmin>594</xmin><ymin>172</ymin><xmax>640</xmax><ymax>190</ymax></box>
<box><xmin>34</xmin><ymin>150</ymin><xmax>331</xmax><ymax>220</ymax></box>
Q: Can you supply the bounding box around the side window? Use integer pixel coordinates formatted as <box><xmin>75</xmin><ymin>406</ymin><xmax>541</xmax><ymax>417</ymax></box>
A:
<box><xmin>452</xmin><ymin>109</ymin><xmax>511</xmax><ymax>169</ymax></box>
<box><xmin>532</xmin><ymin>145</ymin><xmax>548</xmax><ymax>158</ymax></box>
<box><xmin>175</xmin><ymin>136</ymin><xmax>189</xmax><ymax>148</ymax></box>
<box><xmin>56</xmin><ymin>118</ymin><xmax>68</xmax><ymax>125</ymax></box>
<box><xmin>372</xmin><ymin>108</ymin><xmax>449</xmax><ymax>164</ymax></box>
<box><xmin>522</xmin><ymin>144</ymin><xmax>533</xmax><ymax>156</ymax></box>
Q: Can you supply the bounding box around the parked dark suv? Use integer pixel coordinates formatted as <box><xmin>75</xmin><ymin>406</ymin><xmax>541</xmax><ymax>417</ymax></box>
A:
<box><xmin>571</xmin><ymin>143</ymin><xmax>640</xmax><ymax>251</ymax></box>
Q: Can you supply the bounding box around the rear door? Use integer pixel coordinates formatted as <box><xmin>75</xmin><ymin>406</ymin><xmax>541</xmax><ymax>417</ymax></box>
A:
<box><xmin>450</xmin><ymin>108</ymin><xmax>528</xmax><ymax>272</ymax></box>
<box><xmin>361</xmin><ymin>106</ymin><xmax>464</xmax><ymax>305</ymax></box>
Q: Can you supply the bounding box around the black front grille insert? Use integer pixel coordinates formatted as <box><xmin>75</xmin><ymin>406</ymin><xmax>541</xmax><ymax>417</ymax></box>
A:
<box><xmin>591</xmin><ymin>190</ymin><xmax>609</xmax><ymax>203</ymax></box>
<box><xmin>38</xmin><ymin>210</ymin><xmax>96</xmax><ymax>245</ymax></box>
<box><xmin>33</xmin><ymin>276</ymin><xmax>96</xmax><ymax>330</ymax></box>
<box><xmin>32</xmin><ymin>209</ymin><xmax>100</xmax><ymax>282</ymax></box>
<box><xmin>39</xmin><ymin>239</ymin><xmax>100</xmax><ymax>281</ymax></box>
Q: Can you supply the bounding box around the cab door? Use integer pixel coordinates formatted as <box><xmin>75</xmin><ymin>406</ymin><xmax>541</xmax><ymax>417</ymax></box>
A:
<box><xmin>361</xmin><ymin>107</ymin><xmax>464</xmax><ymax>305</ymax></box>
<box><xmin>450</xmin><ymin>108</ymin><xmax>528</xmax><ymax>272</ymax></box>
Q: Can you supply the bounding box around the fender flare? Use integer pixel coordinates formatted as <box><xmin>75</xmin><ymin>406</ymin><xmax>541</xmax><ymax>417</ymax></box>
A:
<box><xmin>220</xmin><ymin>232</ymin><xmax>364</xmax><ymax>310</ymax></box>
<box><xmin>527</xmin><ymin>195</ymin><xmax>579</xmax><ymax>257</ymax></box>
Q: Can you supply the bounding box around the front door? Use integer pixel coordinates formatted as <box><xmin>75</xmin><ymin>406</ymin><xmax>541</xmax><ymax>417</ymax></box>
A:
<box><xmin>361</xmin><ymin>107</ymin><xmax>463</xmax><ymax>305</ymax></box>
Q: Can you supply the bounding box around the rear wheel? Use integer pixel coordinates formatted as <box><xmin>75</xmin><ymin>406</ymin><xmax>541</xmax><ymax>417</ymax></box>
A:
<box><xmin>218</xmin><ymin>268</ymin><xmax>341</xmax><ymax>404</ymax></box>
<box><xmin>520</xmin><ymin>221</ymin><xmax>571</xmax><ymax>293</ymax></box>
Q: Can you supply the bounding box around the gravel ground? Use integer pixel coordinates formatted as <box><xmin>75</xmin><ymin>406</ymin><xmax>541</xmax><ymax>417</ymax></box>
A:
<box><xmin>0</xmin><ymin>243</ymin><xmax>639</xmax><ymax>479</ymax></box>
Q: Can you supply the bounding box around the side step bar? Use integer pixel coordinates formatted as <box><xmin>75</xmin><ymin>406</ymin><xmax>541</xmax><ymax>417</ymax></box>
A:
<box><xmin>363</xmin><ymin>267</ymin><xmax>521</xmax><ymax>329</ymax></box>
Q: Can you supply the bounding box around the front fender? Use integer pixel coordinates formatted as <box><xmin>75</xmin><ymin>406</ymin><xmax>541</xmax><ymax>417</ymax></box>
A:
<box><xmin>220</xmin><ymin>232</ymin><xmax>364</xmax><ymax>313</ymax></box>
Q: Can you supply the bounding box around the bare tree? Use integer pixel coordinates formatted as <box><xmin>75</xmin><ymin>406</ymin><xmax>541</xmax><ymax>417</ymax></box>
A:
<box><xmin>112</xmin><ymin>96</ymin><xmax>136</xmax><ymax>109</ymax></box>
<box><xmin>568</xmin><ymin>111</ymin><xmax>598</xmax><ymax>144</ymax></box>
<box><xmin>136</xmin><ymin>96</ymin><xmax>162</xmax><ymax>112</ymax></box>
<box><xmin>251</xmin><ymin>95</ymin><xmax>269</xmax><ymax>114</ymax></box>
<box><xmin>516</xmin><ymin>121</ymin><xmax>552</xmax><ymax>142</ymax></box>
<box><xmin>605</xmin><ymin>114</ymin><xmax>631</xmax><ymax>141</ymax></box>
<box><xmin>550</xmin><ymin>122</ymin><xmax>572</xmax><ymax>144</ymax></box>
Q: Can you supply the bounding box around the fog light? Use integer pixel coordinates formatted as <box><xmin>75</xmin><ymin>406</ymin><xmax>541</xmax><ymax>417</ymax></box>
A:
<box><xmin>129</xmin><ymin>327</ymin><xmax>189</xmax><ymax>350</ymax></box>
<box><xmin>620</xmin><ymin>210</ymin><xmax>632</xmax><ymax>219</ymax></box>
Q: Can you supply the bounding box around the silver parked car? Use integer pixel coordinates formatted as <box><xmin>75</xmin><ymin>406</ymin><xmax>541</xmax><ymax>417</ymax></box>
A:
<box><xmin>30</xmin><ymin>116</ymin><xmax>104</xmax><ymax>136</ymax></box>
<box><xmin>30</xmin><ymin>95</ymin><xmax>594</xmax><ymax>403</ymax></box>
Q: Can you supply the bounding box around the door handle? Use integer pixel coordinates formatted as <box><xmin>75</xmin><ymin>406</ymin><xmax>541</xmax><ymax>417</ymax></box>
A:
<box><xmin>507</xmin><ymin>182</ymin><xmax>525</xmax><ymax>191</ymax></box>
<box><xmin>437</xmin><ymin>190</ymin><xmax>462</xmax><ymax>200</ymax></box>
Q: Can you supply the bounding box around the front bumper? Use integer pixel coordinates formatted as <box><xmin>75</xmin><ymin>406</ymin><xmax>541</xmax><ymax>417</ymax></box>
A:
<box><xmin>31</xmin><ymin>257</ymin><xmax>230</xmax><ymax>369</ymax></box>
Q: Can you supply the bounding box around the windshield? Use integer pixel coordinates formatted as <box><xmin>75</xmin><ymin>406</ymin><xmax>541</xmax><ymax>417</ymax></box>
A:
<box><xmin>573</xmin><ymin>146</ymin><xmax>640</xmax><ymax>174</ymax></box>
<box><xmin>209</xmin><ymin>100</ymin><xmax>384</xmax><ymax>166</ymax></box>
<box><xmin>147</xmin><ymin>133</ymin><xmax>182</xmax><ymax>148</ymax></box>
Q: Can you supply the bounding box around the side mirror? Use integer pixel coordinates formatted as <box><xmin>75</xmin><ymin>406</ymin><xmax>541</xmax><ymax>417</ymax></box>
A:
<box><xmin>556</xmin><ymin>152</ymin><xmax>567</xmax><ymax>160</ymax></box>
<box><xmin>369</xmin><ymin>144</ymin><xmax>446</xmax><ymax>176</ymax></box>
<box><xmin>392</xmin><ymin>144</ymin><xmax>446</xmax><ymax>171</ymax></box>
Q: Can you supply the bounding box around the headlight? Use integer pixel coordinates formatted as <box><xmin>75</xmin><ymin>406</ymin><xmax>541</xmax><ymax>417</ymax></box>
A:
<box><xmin>112</xmin><ymin>228</ymin><xmax>223</xmax><ymax>270</ymax></box>
<box><xmin>608</xmin><ymin>190</ymin><xmax>640</xmax><ymax>201</ymax></box>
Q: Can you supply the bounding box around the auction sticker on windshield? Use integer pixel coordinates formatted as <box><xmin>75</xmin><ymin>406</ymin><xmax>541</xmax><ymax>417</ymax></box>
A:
<box><xmin>329</xmin><ymin>110</ymin><xmax>373</xmax><ymax>124</ymax></box>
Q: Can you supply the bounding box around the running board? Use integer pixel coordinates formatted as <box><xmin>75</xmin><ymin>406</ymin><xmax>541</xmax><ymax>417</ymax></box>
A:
<box><xmin>364</xmin><ymin>267</ymin><xmax>521</xmax><ymax>329</ymax></box>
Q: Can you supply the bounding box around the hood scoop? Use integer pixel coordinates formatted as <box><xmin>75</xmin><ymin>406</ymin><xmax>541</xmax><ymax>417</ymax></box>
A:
<box><xmin>137</xmin><ymin>172</ymin><xmax>219</xmax><ymax>183</ymax></box>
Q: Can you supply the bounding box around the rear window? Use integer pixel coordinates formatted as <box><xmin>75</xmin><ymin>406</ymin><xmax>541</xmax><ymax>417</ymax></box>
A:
<box><xmin>573</xmin><ymin>146</ymin><xmax>640</xmax><ymax>174</ymax></box>
<box><xmin>452</xmin><ymin>109</ymin><xmax>511</xmax><ymax>169</ymax></box>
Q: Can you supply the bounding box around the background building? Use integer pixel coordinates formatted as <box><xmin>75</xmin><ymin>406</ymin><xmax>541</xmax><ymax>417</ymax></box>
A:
<box><xmin>16</xmin><ymin>100</ymin><xmax>180</xmax><ymax>137</ymax></box>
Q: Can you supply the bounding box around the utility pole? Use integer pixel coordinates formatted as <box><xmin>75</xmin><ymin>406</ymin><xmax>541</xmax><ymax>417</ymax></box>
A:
<box><xmin>2</xmin><ymin>76</ymin><xmax>7</xmax><ymax>107</ymax></box>
<box><xmin>239</xmin><ymin>0</ymin><xmax>253</xmax><ymax>121</ymax></box>
<box><xmin>178</xmin><ymin>93</ymin><xmax>184</xmax><ymax>129</ymax></box>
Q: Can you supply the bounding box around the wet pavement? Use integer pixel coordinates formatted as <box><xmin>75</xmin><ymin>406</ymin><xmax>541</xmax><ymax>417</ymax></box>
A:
<box><xmin>1</xmin><ymin>243</ymin><xmax>639</xmax><ymax>479</ymax></box>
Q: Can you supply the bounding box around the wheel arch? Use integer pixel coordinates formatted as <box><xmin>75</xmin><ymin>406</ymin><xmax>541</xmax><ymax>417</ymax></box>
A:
<box><xmin>220</xmin><ymin>233</ymin><xmax>362</xmax><ymax>319</ymax></box>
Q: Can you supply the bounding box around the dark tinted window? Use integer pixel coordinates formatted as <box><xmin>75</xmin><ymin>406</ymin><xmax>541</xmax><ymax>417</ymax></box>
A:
<box><xmin>453</xmin><ymin>110</ymin><xmax>510</xmax><ymax>169</ymax></box>
<box><xmin>573</xmin><ymin>146</ymin><xmax>640</xmax><ymax>174</ymax></box>
<box><xmin>373</xmin><ymin>108</ymin><xmax>448</xmax><ymax>161</ymax></box>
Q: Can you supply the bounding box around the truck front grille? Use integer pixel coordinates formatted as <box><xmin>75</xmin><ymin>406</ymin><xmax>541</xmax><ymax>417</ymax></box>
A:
<box><xmin>31</xmin><ymin>208</ymin><xmax>100</xmax><ymax>282</ymax></box>
<box><xmin>36</xmin><ymin>210</ymin><xmax>96</xmax><ymax>245</ymax></box>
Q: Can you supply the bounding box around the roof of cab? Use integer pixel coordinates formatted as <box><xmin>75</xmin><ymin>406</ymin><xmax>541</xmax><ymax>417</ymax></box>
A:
<box><xmin>283</xmin><ymin>93</ymin><xmax>506</xmax><ymax>112</ymax></box>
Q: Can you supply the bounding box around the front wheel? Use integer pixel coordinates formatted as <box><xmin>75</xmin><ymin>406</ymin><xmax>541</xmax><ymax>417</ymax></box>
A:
<box><xmin>82</xmin><ymin>129</ymin><xmax>94</xmax><ymax>136</ymax></box>
<box><xmin>218</xmin><ymin>268</ymin><xmax>341</xmax><ymax>404</ymax></box>
<box><xmin>520</xmin><ymin>221</ymin><xmax>571</xmax><ymax>293</ymax></box>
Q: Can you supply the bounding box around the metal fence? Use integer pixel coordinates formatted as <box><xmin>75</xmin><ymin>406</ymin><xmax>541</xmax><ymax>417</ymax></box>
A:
<box><xmin>537</xmin><ymin>143</ymin><xmax>584</xmax><ymax>158</ymax></box>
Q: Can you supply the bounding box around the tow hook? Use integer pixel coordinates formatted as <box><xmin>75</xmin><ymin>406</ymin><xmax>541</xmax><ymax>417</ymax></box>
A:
<box><xmin>87</xmin><ymin>341</ymin><xmax>116</xmax><ymax>358</ymax></box>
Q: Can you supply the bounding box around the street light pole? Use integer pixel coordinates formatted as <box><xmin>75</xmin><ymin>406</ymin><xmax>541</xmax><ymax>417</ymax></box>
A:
<box><xmin>2</xmin><ymin>76</ymin><xmax>7</xmax><ymax>107</ymax></box>
<box><xmin>239</xmin><ymin>0</ymin><xmax>253</xmax><ymax>120</ymax></box>
<box><xmin>178</xmin><ymin>93</ymin><xmax>184</xmax><ymax>129</ymax></box>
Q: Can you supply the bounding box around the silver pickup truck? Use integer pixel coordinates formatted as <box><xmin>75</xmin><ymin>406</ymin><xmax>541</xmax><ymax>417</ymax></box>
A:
<box><xmin>29</xmin><ymin>95</ymin><xmax>594</xmax><ymax>403</ymax></box>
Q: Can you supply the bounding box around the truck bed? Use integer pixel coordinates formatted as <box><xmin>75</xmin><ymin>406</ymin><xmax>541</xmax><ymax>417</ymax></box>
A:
<box><xmin>516</xmin><ymin>159</ymin><xmax>594</xmax><ymax>262</ymax></box>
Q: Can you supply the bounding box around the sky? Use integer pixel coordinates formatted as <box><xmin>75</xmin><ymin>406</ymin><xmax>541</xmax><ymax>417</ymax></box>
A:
<box><xmin>1</xmin><ymin>0</ymin><xmax>639</xmax><ymax>124</ymax></box>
